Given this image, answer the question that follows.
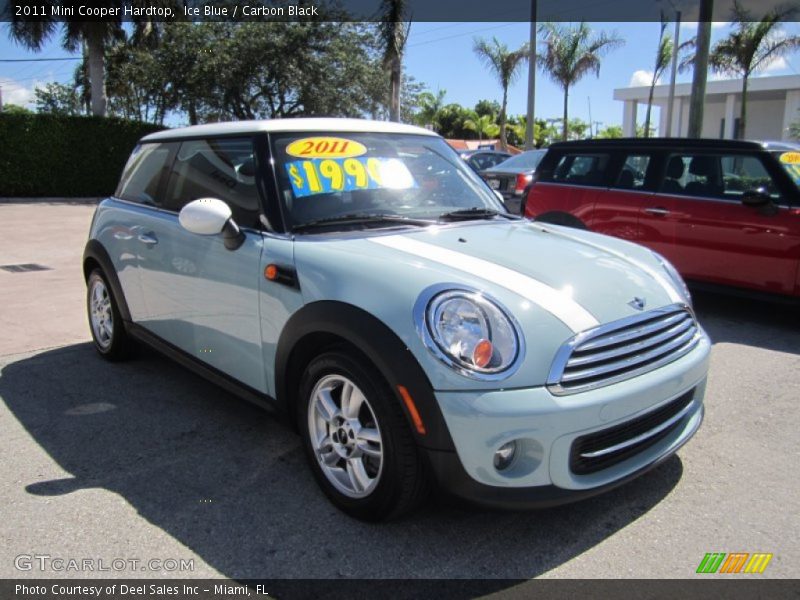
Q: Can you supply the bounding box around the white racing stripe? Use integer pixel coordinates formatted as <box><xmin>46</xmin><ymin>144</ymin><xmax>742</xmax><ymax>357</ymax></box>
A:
<box><xmin>535</xmin><ymin>224</ymin><xmax>684</xmax><ymax>304</ymax></box>
<box><xmin>370</xmin><ymin>235</ymin><xmax>599</xmax><ymax>333</ymax></box>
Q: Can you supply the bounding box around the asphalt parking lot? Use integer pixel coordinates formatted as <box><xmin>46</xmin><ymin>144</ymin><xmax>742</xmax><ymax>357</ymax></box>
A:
<box><xmin>0</xmin><ymin>201</ymin><xmax>798</xmax><ymax>581</ymax></box>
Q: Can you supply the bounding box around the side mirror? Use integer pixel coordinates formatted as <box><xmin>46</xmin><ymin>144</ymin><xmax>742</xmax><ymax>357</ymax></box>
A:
<box><xmin>179</xmin><ymin>198</ymin><xmax>245</xmax><ymax>251</ymax></box>
<box><xmin>741</xmin><ymin>187</ymin><xmax>771</xmax><ymax>207</ymax></box>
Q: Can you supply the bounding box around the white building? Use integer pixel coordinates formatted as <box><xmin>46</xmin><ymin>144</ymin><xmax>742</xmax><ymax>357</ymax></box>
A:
<box><xmin>614</xmin><ymin>74</ymin><xmax>800</xmax><ymax>140</ymax></box>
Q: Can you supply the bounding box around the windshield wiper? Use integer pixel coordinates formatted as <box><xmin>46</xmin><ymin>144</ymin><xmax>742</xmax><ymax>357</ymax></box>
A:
<box><xmin>292</xmin><ymin>213</ymin><xmax>434</xmax><ymax>232</ymax></box>
<box><xmin>438</xmin><ymin>207</ymin><xmax>518</xmax><ymax>222</ymax></box>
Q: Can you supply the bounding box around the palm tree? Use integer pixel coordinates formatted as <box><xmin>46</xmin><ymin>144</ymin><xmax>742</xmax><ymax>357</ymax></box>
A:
<box><xmin>8</xmin><ymin>17</ymin><xmax>121</xmax><ymax>116</ymax></box>
<box><xmin>378</xmin><ymin>0</ymin><xmax>410</xmax><ymax>122</ymax></box>
<box><xmin>415</xmin><ymin>89</ymin><xmax>447</xmax><ymax>131</ymax></box>
<box><xmin>8</xmin><ymin>2</ymin><xmax>171</xmax><ymax>117</ymax></box>
<box><xmin>472</xmin><ymin>37</ymin><xmax>529</xmax><ymax>150</ymax></box>
<box><xmin>464</xmin><ymin>114</ymin><xmax>500</xmax><ymax>141</ymax></box>
<box><xmin>709</xmin><ymin>1</ymin><xmax>800</xmax><ymax>139</ymax></box>
<box><xmin>538</xmin><ymin>22</ymin><xmax>624</xmax><ymax>141</ymax></box>
<box><xmin>643</xmin><ymin>26</ymin><xmax>673</xmax><ymax>138</ymax></box>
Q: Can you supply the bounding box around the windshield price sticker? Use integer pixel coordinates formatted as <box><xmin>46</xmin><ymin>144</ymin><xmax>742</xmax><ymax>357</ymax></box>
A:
<box><xmin>779</xmin><ymin>151</ymin><xmax>800</xmax><ymax>164</ymax></box>
<box><xmin>286</xmin><ymin>137</ymin><xmax>367</xmax><ymax>159</ymax></box>
<box><xmin>286</xmin><ymin>157</ymin><xmax>416</xmax><ymax>198</ymax></box>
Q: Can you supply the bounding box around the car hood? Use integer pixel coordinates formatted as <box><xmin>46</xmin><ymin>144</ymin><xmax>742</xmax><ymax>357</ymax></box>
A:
<box><xmin>393</xmin><ymin>221</ymin><xmax>678</xmax><ymax>324</ymax></box>
<box><xmin>293</xmin><ymin>219</ymin><xmax>686</xmax><ymax>389</ymax></box>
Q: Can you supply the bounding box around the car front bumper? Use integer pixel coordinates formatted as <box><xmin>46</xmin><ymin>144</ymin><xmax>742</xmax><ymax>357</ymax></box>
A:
<box><xmin>426</xmin><ymin>330</ymin><xmax>711</xmax><ymax>508</ymax></box>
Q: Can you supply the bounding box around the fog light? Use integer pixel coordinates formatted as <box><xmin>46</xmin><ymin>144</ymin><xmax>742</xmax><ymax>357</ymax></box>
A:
<box><xmin>493</xmin><ymin>441</ymin><xmax>517</xmax><ymax>471</ymax></box>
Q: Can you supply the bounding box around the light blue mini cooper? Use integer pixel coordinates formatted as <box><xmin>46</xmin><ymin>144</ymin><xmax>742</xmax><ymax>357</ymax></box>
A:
<box><xmin>84</xmin><ymin>119</ymin><xmax>710</xmax><ymax>520</ymax></box>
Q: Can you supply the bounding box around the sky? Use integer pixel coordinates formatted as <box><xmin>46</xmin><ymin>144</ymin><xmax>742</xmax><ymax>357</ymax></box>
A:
<box><xmin>2</xmin><ymin>20</ymin><xmax>800</xmax><ymax>131</ymax></box>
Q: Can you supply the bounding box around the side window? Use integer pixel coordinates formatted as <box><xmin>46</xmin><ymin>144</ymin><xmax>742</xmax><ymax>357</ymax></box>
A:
<box><xmin>661</xmin><ymin>153</ymin><xmax>780</xmax><ymax>201</ymax></box>
<box><xmin>661</xmin><ymin>154</ymin><xmax>723</xmax><ymax>198</ymax></box>
<box><xmin>613</xmin><ymin>155</ymin><xmax>651</xmax><ymax>190</ymax></box>
<box><xmin>116</xmin><ymin>143</ymin><xmax>174</xmax><ymax>206</ymax></box>
<box><xmin>720</xmin><ymin>155</ymin><xmax>780</xmax><ymax>200</ymax></box>
<box><xmin>164</xmin><ymin>138</ymin><xmax>261</xmax><ymax>228</ymax></box>
<box><xmin>552</xmin><ymin>153</ymin><xmax>610</xmax><ymax>187</ymax></box>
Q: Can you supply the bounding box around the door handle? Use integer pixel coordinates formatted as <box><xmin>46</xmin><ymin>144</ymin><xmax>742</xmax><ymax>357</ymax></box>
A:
<box><xmin>643</xmin><ymin>207</ymin><xmax>670</xmax><ymax>216</ymax></box>
<box><xmin>137</xmin><ymin>233</ymin><xmax>158</xmax><ymax>246</ymax></box>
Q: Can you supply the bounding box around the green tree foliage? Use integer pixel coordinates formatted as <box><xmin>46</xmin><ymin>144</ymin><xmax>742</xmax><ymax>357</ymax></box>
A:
<box><xmin>534</xmin><ymin>119</ymin><xmax>560</xmax><ymax>147</ymax></box>
<box><xmin>597</xmin><ymin>124</ymin><xmax>623</xmax><ymax>138</ymax></box>
<box><xmin>472</xmin><ymin>37</ymin><xmax>529</xmax><ymax>150</ymax></box>
<box><xmin>413</xmin><ymin>89</ymin><xmax>447</xmax><ymax>131</ymax></box>
<box><xmin>34</xmin><ymin>82</ymin><xmax>82</xmax><ymax>115</ymax></box>
<box><xmin>1</xmin><ymin>103</ymin><xmax>33</xmax><ymax>115</ymax></box>
<box><xmin>436</xmin><ymin>104</ymin><xmax>477</xmax><ymax>139</ymax></box>
<box><xmin>474</xmin><ymin>99</ymin><xmax>501</xmax><ymax>119</ymax></box>
<box><xmin>8</xmin><ymin>3</ymin><xmax>172</xmax><ymax>116</ymax></box>
<box><xmin>464</xmin><ymin>114</ymin><xmax>500</xmax><ymax>141</ymax></box>
<box><xmin>567</xmin><ymin>118</ymin><xmax>590</xmax><ymax>140</ymax></box>
<box><xmin>91</xmin><ymin>22</ymin><xmax>390</xmax><ymax>125</ymax></box>
<box><xmin>538</xmin><ymin>22</ymin><xmax>624</xmax><ymax>141</ymax></box>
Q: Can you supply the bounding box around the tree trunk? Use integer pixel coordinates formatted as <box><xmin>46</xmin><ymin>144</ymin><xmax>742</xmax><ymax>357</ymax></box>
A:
<box><xmin>644</xmin><ymin>78</ymin><xmax>656</xmax><ymax>138</ymax></box>
<box><xmin>389</xmin><ymin>57</ymin><xmax>401</xmax><ymax>122</ymax></box>
<box><xmin>739</xmin><ymin>73</ymin><xmax>748</xmax><ymax>140</ymax></box>
<box><xmin>86</xmin><ymin>28</ymin><xmax>107</xmax><ymax>117</ymax></box>
<box><xmin>688</xmin><ymin>1</ymin><xmax>712</xmax><ymax>138</ymax></box>
<box><xmin>562</xmin><ymin>85</ymin><xmax>569</xmax><ymax>141</ymax></box>
<box><xmin>500</xmin><ymin>86</ymin><xmax>508</xmax><ymax>150</ymax></box>
<box><xmin>188</xmin><ymin>100</ymin><xmax>198</xmax><ymax>126</ymax></box>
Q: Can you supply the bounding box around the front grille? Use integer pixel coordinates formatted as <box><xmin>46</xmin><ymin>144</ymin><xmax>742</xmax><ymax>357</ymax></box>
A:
<box><xmin>570</xmin><ymin>389</ymin><xmax>695</xmax><ymax>475</ymax></box>
<box><xmin>547</xmin><ymin>304</ymin><xmax>700</xmax><ymax>395</ymax></box>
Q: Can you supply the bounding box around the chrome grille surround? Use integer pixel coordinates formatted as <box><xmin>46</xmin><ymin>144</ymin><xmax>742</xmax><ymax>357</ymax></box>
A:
<box><xmin>547</xmin><ymin>303</ymin><xmax>701</xmax><ymax>396</ymax></box>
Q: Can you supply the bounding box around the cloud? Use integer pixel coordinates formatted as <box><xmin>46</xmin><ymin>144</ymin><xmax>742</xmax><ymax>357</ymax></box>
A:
<box><xmin>629</xmin><ymin>70</ymin><xmax>663</xmax><ymax>87</ymax></box>
<box><xmin>1</xmin><ymin>80</ymin><xmax>35</xmax><ymax>107</ymax></box>
<box><xmin>757</xmin><ymin>56</ymin><xmax>789</xmax><ymax>74</ymax></box>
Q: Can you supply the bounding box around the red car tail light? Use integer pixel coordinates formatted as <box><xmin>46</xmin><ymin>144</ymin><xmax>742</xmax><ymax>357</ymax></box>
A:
<box><xmin>514</xmin><ymin>173</ymin><xmax>533</xmax><ymax>195</ymax></box>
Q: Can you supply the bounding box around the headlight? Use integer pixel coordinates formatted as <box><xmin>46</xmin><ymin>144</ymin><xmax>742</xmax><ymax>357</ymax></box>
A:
<box><xmin>415</xmin><ymin>287</ymin><xmax>524</xmax><ymax>380</ymax></box>
<box><xmin>653</xmin><ymin>252</ymin><xmax>691</xmax><ymax>305</ymax></box>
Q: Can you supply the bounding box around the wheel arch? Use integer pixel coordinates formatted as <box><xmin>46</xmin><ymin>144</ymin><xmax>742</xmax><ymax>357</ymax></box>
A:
<box><xmin>83</xmin><ymin>239</ymin><xmax>132</xmax><ymax>323</ymax></box>
<box><xmin>275</xmin><ymin>301</ymin><xmax>454</xmax><ymax>451</ymax></box>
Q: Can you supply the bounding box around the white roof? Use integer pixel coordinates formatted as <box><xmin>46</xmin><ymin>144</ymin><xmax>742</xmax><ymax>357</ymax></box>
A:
<box><xmin>614</xmin><ymin>74</ymin><xmax>800</xmax><ymax>101</ymax></box>
<box><xmin>142</xmin><ymin>118</ymin><xmax>438</xmax><ymax>141</ymax></box>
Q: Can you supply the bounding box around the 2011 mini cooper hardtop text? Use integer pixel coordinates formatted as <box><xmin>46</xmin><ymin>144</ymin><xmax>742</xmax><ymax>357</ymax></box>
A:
<box><xmin>84</xmin><ymin>119</ymin><xmax>710</xmax><ymax>520</ymax></box>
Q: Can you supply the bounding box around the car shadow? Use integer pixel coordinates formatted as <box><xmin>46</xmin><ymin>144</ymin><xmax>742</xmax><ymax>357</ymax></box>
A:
<box><xmin>0</xmin><ymin>343</ymin><xmax>683</xmax><ymax>581</ymax></box>
<box><xmin>691</xmin><ymin>289</ymin><xmax>800</xmax><ymax>354</ymax></box>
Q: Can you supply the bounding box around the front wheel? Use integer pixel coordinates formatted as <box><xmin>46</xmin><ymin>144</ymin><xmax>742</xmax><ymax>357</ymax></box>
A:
<box><xmin>299</xmin><ymin>350</ymin><xmax>429</xmax><ymax>521</ymax></box>
<box><xmin>87</xmin><ymin>269</ymin><xmax>134</xmax><ymax>360</ymax></box>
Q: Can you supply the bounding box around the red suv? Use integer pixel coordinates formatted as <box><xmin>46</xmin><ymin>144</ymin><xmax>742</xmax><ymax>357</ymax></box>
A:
<box><xmin>524</xmin><ymin>138</ymin><xmax>800</xmax><ymax>299</ymax></box>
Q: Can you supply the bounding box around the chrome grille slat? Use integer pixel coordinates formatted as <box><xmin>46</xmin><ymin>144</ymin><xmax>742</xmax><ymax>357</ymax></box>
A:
<box><xmin>561</xmin><ymin>327</ymin><xmax>698</xmax><ymax>383</ymax></box>
<box><xmin>566</xmin><ymin>318</ymin><xmax>693</xmax><ymax>367</ymax></box>
<box><xmin>577</xmin><ymin>311</ymin><xmax>686</xmax><ymax>352</ymax></box>
<box><xmin>548</xmin><ymin>304</ymin><xmax>700</xmax><ymax>395</ymax></box>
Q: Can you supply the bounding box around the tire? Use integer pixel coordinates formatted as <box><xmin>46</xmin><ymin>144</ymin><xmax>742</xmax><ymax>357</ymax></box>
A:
<box><xmin>86</xmin><ymin>268</ymin><xmax>134</xmax><ymax>361</ymax></box>
<box><xmin>298</xmin><ymin>349</ymin><xmax>429</xmax><ymax>521</ymax></box>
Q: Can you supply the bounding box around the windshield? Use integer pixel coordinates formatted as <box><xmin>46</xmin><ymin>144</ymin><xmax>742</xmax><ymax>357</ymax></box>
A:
<box><xmin>269</xmin><ymin>132</ymin><xmax>506</xmax><ymax>230</ymax></box>
<box><xmin>494</xmin><ymin>150</ymin><xmax>546</xmax><ymax>170</ymax></box>
<box><xmin>773</xmin><ymin>150</ymin><xmax>800</xmax><ymax>187</ymax></box>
